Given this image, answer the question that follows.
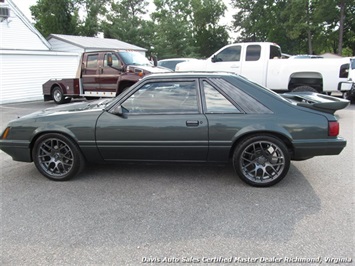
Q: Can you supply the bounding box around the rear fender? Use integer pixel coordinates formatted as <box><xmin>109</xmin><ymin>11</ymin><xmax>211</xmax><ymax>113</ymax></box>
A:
<box><xmin>229</xmin><ymin>126</ymin><xmax>294</xmax><ymax>158</ymax></box>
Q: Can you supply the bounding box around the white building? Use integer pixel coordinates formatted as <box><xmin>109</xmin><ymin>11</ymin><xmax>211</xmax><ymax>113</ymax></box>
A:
<box><xmin>0</xmin><ymin>0</ymin><xmax>80</xmax><ymax>104</ymax></box>
<box><xmin>0</xmin><ymin>0</ymin><xmax>147</xmax><ymax>104</ymax></box>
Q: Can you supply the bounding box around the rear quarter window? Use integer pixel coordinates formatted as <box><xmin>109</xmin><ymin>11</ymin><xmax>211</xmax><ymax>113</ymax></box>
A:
<box><xmin>208</xmin><ymin>78</ymin><xmax>273</xmax><ymax>114</ymax></box>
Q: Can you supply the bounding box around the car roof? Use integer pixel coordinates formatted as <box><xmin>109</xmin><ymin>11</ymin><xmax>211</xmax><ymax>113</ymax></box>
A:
<box><xmin>142</xmin><ymin>71</ymin><xmax>235</xmax><ymax>80</ymax></box>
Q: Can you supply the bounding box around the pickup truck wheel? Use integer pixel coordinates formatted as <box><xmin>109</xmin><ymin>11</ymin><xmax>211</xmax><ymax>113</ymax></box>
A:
<box><xmin>32</xmin><ymin>133</ymin><xmax>85</xmax><ymax>181</ymax></box>
<box><xmin>292</xmin><ymin>85</ymin><xmax>317</xmax><ymax>92</ymax></box>
<box><xmin>52</xmin><ymin>86</ymin><xmax>66</xmax><ymax>104</ymax></box>
<box><xmin>342</xmin><ymin>91</ymin><xmax>350</xmax><ymax>99</ymax></box>
<box><xmin>233</xmin><ymin>135</ymin><xmax>290</xmax><ymax>187</ymax></box>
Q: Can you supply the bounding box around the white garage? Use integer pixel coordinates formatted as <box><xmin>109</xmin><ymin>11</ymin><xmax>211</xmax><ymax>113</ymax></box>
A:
<box><xmin>0</xmin><ymin>0</ymin><xmax>147</xmax><ymax>104</ymax></box>
<box><xmin>0</xmin><ymin>0</ymin><xmax>80</xmax><ymax>104</ymax></box>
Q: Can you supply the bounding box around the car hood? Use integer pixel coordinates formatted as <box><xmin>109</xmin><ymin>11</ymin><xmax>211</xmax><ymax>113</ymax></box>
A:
<box><xmin>17</xmin><ymin>100</ymin><xmax>108</xmax><ymax>121</ymax></box>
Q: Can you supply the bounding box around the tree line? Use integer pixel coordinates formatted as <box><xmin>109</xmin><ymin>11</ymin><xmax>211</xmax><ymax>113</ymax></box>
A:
<box><xmin>30</xmin><ymin>0</ymin><xmax>355</xmax><ymax>59</ymax></box>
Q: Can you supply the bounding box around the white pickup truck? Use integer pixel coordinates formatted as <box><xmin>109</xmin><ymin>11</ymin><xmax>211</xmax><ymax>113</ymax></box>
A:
<box><xmin>176</xmin><ymin>42</ymin><xmax>353</xmax><ymax>96</ymax></box>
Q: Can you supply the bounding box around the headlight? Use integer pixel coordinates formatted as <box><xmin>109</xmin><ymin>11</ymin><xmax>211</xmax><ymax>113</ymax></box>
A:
<box><xmin>1</xmin><ymin>127</ymin><xmax>11</xmax><ymax>139</ymax></box>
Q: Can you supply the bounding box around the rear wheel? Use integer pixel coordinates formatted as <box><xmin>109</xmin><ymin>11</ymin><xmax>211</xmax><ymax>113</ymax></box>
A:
<box><xmin>32</xmin><ymin>133</ymin><xmax>85</xmax><ymax>181</ymax></box>
<box><xmin>233</xmin><ymin>135</ymin><xmax>290</xmax><ymax>187</ymax></box>
<box><xmin>52</xmin><ymin>86</ymin><xmax>71</xmax><ymax>104</ymax></box>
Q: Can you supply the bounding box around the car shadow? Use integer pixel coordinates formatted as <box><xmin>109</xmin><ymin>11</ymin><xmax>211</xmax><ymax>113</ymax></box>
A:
<box><xmin>69</xmin><ymin>162</ymin><xmax>321</xmax><ymax>245</ymax></box>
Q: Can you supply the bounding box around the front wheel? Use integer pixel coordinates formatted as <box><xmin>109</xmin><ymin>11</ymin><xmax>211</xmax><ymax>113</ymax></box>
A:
<box><xmin>32</xmin><ymin>133</ymin><xmax>85</xmax><ymax>181</ymax></box>
<box><xmin>233</xmin><ymin>135</ymin><xmax>290</xmax><ymax>187</ymax></box>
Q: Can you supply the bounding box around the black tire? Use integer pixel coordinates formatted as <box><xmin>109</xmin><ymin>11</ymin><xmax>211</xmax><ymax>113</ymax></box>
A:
<box><xmin>342</xmin><ymin>91</ymin><xmax>350</xmax><ymax>100</ymax></box>
<box><xmin>291</xmin><ymin>85</ymin><xmax>317</xmax><ymax>92</ymax></box>
<box><xmin>32</xmin><ymin>133</ymin><xmax>85</xmax><ymax>181</ymax></box>
<box><xmin>233</xmin><ymin>135</ymin><xmax>290</xmax><ymax>187</ymax></box>
<box><xmin>52</xmin><ymin>86</ymin><xmax>66</xmax><ymax>104</ymax></box>
<box><xmin>64</xmin><ymin>97</ymin><xmax>72</xmax><ymax>103</ymax></box>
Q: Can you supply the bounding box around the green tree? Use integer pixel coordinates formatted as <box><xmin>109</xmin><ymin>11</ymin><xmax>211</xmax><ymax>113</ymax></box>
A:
<box><xmin>102</xmin><ymin>0</ymin><xmax>153</xmax><ymax>51</ymax></box>
<box><xmin>314</xmin><ymin>0</ymin><xmax>355</xmax><ymax>55</ymax></box>
<box><xmin>77</xmin><ymin>0</ymin><xmax>107</xmax><ymax>36</ymax></box>
<box><xmin>151</xmin><ymin>0</ymin><xmax>197</xmax><ymax>59</ymax></box>
<box><xmin>281</xmin><ymin>0</ymin><xmax>320</xmax><ymax>54</ymax></box>
<box><xmin>343</xmin><ymin>0</ymin><xmax>355</xmax><ymax>55</ymax></box>
<box><xmin>231</xmin><ymin>0</ymin><xmax>355</xmax><ymax>56</ymax></box>
<box><xmin>191</xmin><ymin>0</ymin><xmax>229</xmax><ymax>57</ymax></box>
<box><xmin>231</xmin><ymin>0</ymin><xmax>271</xmax><ymax>42</ymax></box>
<box><xmin>30</xmin><ymin>0</ymin><xmax>81</xmax><ymax>37</ymax></box>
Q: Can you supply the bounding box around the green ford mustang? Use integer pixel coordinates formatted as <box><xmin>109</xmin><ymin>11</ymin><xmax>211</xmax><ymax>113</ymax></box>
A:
<box><xmin>0</xmin><ymin>73</ymin><xmax>348</xmax><ymax>187</ymax></box>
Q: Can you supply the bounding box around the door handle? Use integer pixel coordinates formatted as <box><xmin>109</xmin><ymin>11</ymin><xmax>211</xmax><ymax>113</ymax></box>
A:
<box><xmin>186</xmin><ymin>120</ymin><xmax>200</xmax><ymax>127</ymax></box>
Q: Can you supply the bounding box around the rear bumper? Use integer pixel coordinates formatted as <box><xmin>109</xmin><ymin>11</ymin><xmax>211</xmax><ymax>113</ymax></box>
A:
<box><xmin>291</xmin><ymin>137</ymin><xmax>346</xmax><ymax>160</ymax></box>
<box><xmin>0</xmin><ymin>140</ymin><xmax>32</xmax><ymax>162</ymax></box>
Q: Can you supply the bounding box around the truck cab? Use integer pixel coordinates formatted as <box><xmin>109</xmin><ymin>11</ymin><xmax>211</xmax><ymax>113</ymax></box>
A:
<box><xmin>43</xmin><ymin>50</ymin><xmax>171</xmax><ymax>104</ymax></box>
<box><xmin>81</xmin><ymin>51</ymin><xmax>165</xmax><ymax>95</ymax></box>
<box><xmin>176</xmin><ymin>42</ymin><xmax>353</xmax><ymax>95</ymax></box>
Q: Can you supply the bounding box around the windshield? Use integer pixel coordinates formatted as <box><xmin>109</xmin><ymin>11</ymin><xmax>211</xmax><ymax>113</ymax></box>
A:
<box><xmin>118</xmin><ymin>51</ymin><xmax>152</xmax><ymax>66</ymax></box>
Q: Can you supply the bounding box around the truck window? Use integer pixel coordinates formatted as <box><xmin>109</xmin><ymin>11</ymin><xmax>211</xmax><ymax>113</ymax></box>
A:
<box><xmin>246</xmin><ymin>45</ymin><xmax>261</xmax><ymax>61</ymax></box>
<box><xmin>269</xmin><ymin>45</ymin><xmax>282</xmax><ymax>59</ymax></box>
<box><xmin>104</xmin><ymin>53</ymin><xmax>121</xmax><ymax>68</ymax></box>
<box><xmin>351</xmin><ymin>58</ymin><xmax>355</xmax><ymax>69</ymax></box>
<box><xmin>87</xmin><ymin>54</ymin><xmax>98</xmax><ymax>68</ymax></box>
<box><xmin>215</xmin><ymin>45</ymin><xmax>241</xmax><ymax>62</ymax></box>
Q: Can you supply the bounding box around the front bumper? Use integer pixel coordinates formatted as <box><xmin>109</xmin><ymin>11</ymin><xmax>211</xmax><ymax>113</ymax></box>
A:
<box><xmin>291</xmin><ymin>137</ymin><xmax>346</xmax><ymax>160</ymax></box>
<box><xmin>0</xmin><ymin>140</ymin><xmax>32</xmax><ymax>162</ymax></box>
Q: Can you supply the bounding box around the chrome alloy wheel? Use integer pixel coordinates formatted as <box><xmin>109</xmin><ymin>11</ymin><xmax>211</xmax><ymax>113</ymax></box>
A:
<box><xmin>53</xmin><ymin>89</ymin><xmax>63</xmax><ymax>103</ymax></box>
<box><xmin>37</xmin><ymin>138</ymin><xmax>74</xmax><ymax>178</ymax></box>
<box><xmin>240</xmin><ymin>140</ymin><xmax>286</xmax><ymax>184</ymax></box>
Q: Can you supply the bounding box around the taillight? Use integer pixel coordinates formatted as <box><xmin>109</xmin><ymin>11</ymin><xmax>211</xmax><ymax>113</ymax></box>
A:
<box><xmin>328</xmin><ymin>121</ymin><xmax>339</xmax><ymax>136</ymax></box>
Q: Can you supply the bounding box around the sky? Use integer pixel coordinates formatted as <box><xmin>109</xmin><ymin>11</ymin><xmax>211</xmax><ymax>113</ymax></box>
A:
<box><xmin>11</xmin><ymin>0</ymin><xmax>235</xmax><ymax>38</ymax></box>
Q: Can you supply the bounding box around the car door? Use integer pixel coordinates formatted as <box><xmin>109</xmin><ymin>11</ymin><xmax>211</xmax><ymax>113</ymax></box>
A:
<box><xmin>99</xmin><ymin>52</ymin><xmax>123</xmax><ymax>93</ymax></box>
<box><xmin>240</xmin><ymin>44</ymin><xmax>267</xmax><ymax>86</ymax></box>
<box><xmin>81</xmin><ymin>53</ymin><xmax>100</xmax><ymax>91</ymax></box>
<box><xmin>95</xmin><ymin>79</ymin><xmax>208</xmax><ymax>161</ymax></box>
<box><xmin>206</xmin><ymin>45</ymin><xmax>242</xmax><ymax>74</ymax></box>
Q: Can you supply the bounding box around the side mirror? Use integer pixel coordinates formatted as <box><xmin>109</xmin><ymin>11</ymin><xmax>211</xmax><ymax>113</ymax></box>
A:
<box><xmin>152</xmin><ymin>55</ymin><xmax>157</xmax><ymax>66</ymax></box>
<box><xmin>110</xmin><ymin>105</ymin><xmax>128</xmax><ymax>118</ymax></box>
<box><xmin>107</xmin><ymin>53</ymin><xmax>113</xmax><ymax>67</ymax></box>
<box><xmin>211</xmin><ymin>55</ymin><xmax>217</xmax><ymax>63</ymax></box>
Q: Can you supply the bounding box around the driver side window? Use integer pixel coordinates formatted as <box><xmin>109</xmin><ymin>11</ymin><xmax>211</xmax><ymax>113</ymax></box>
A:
<box><xmin>104</xmin><ymin>53</ymin><xmax>121</xmax><ymax>68</ymax></box>
<box><xmin>122</xmin><ymin>81</ymin><xmax>199</xmax><ymax>114</ymax></box>
<box><xmin>215</xmin><ymin>45</ymin><xmax>241</xmax><ymax>62</ymax></box>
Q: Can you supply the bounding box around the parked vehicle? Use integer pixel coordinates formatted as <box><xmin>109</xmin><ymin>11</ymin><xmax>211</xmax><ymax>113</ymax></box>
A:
<box><xmin>43</xmin><ymin>50</ymin><xmax>171</xmax><ymax>104</ymax></box>
<box><xmin>176</xmin><ymin>42</ymin><xmax>353</xmax><ymax>95</ymax></box>
<box><xmin>0</xmin><ymin>72</ymin><xmax>348</xmax><ymax>187</ymax></box>
<box><xmin>347</xmin><ymin>57</ymin><xmax>355</xmax><ymax>101</ymax></box>
<box><xmin>158</xmin><ymin>58</ymin><xmax>196</xmax><ymax>71</ymax></box>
